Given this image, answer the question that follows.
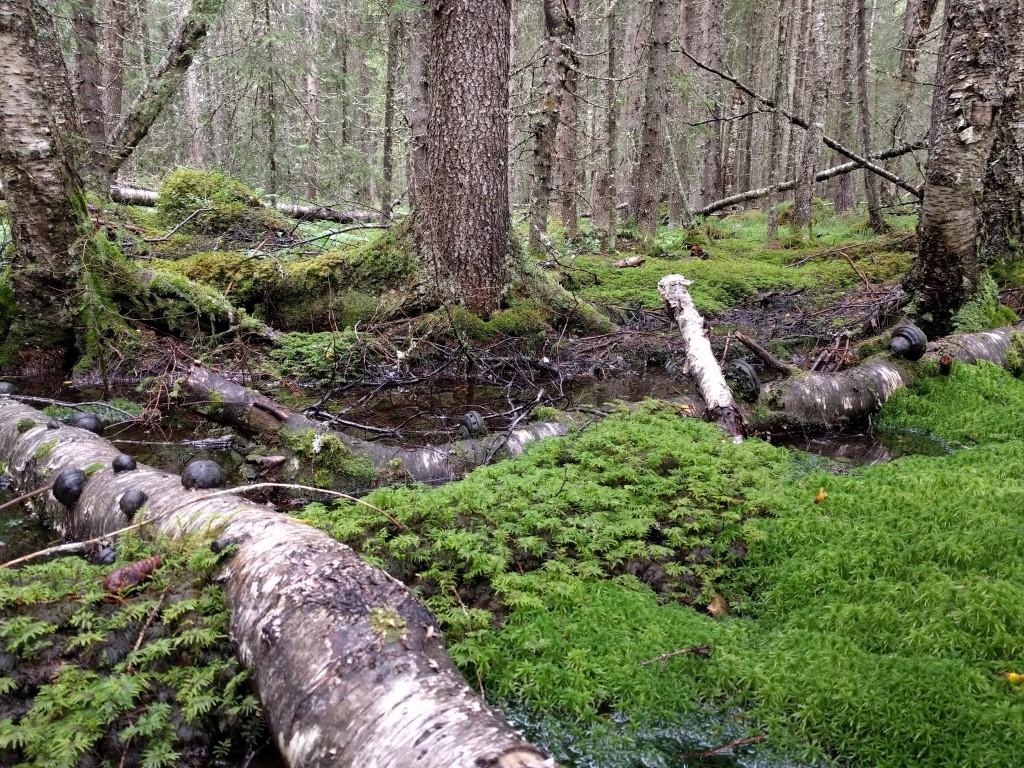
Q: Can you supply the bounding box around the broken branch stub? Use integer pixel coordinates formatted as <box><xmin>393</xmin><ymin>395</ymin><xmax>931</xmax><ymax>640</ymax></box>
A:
<box><xmin>0</xmin><ymin>398</ymin><xmax>555</xmax><ymax>768</ymax></box>
<box><xmin>658</xmin><ymin>275</ymin><xmax>746</xmax><ymax>439</ymax></box>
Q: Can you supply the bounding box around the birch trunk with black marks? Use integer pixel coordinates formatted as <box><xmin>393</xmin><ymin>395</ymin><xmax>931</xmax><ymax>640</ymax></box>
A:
<box><xmin>909</xmin><ymin>0</ymin><xmax>1009</xmax><ymax>335</ymax></box>
<box><xmin>182</xmin><ymin>364</ymin><xmax>568</xmax><ymax>485</ymax></box>
<box><xmin>105</xmin><ymin>0</ymin><xmax>226</xmax><ymax>179</ymax></box>
<box><xmin>791</xmin><ymin>0</ymin><xmax>828</xmax><ymax>235</ymax></box>
<box><xmin>0</xmin><ymin>398</ymin><xmax>555</xmax><ymax>768</ymax></box>
<box><xmin>415</xmin><ymin>0</ymin><xmax>513</xmax><ymax>315</ymax></box>
<box><xmin>658</xmin><ymin>275</ymin><xmax>745</xmax><ymax>439</ymax></box>
<box><xmin>0</xmin><ymin>0</ymin><xmax>87</xmax><ymax>356</ymax></box>
<box><xmin>528</xmin><ymin>0</ymin><xmax>578</xmax><ymax>255</ymax></box>
<box><xmin>630</xmin><ymin>0</ymin><xmax>672</xmax><ymax>241</ymax></box>
<box><xmin>754</xmin><ymin>325</ymin><xmax>1024</xmax><ymax>430</ymax></box>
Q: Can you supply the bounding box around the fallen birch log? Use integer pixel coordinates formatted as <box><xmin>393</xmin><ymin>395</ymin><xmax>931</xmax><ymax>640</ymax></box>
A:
<box><xmin>658</xmin><ymin>275</ymin><xmax>746</xmax><ymax>439</ymax></box>
<box><xmin>105</xmin><ymin>184</ymin><xmax>384</xmax><ymax>225</ymax></box>
<box><xmin>0</xmin><ymin>397</ymin><xmax>554</xmax><ymax>768</ymax></box>
<box><xmin>754</xmin><ymin>325</ymin><xmax>1024</xmax><ymax>430</ymax></box>
<box><xmin>183</xmin><ymin>363</ymin><xmax>568</xmax><ymax>484</ymax></box>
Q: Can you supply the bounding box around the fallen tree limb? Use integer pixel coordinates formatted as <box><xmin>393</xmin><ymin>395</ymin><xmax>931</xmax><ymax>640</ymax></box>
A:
<box><xmin>0</xmin><ymin>397</ymin><xmax>554</xmax><ymax>767</ymax></box>
<box><xmin>659</xmin><ymin>275</ymin><xmax>745</xmax><ymax>439</ymax></box>
<box><xmin>754</xmin><ymin>325</ymin><xmax>1024</xmax><ymax>430</ymax></box>
<box><xmin>106</xmin><ymin>183</ymin><xmax>383</xmax><ymax>225</ymax></box>
<box><xmin>733</xmin><ymin>331</ymin><xmax>796</xmax><ymax>375</ymax></box>
<box><xmin>182</xmin><ymin>362</ymin><xmax>569</xmax><ymax>484</ymax></box>
<box><xmin>697</xmin><ymin>142</ymin><xmax>926</xmax><ymax>216</ymax></box>
<box><xmin>679</xmin><ymin>47</ymin><xmax>923</xmax><ymax>199</ymax></box>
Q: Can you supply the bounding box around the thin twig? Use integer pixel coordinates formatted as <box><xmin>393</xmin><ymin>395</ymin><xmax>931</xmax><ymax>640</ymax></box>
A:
<box><xmin>1</xmin><ymin>520</ymin><xmax>151</xmax><ymax>569</ymax></box>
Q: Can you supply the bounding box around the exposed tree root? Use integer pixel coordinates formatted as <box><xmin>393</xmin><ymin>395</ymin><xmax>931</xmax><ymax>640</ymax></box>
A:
<box><xmin>0</xmin><ymin>397</ymin><xmax>555</xmax><ymax>767</ymax></box>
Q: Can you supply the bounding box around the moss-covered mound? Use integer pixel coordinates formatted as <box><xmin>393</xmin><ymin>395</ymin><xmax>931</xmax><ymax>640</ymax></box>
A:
<box><xmin>0</xmin><ymin>538</ymin><xmax>264</xmax><ymax>768</ymax></box>
<box><xmin>156</xmin><ymin>169</ymin><xmax>288</xmax><ymax>243</ymax></box>
<box><xmin>302</xmin><ymin>364</ymin><xmax>1024</xmax><ymax>767</ymax></box>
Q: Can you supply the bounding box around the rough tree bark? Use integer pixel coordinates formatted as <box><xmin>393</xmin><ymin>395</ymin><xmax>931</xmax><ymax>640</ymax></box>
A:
<box><xmin>303</xmin><ymin>0</ymin><xmax>321</xmax><ymax>200</ymax></box>
<box><xmin>791</xmin><ymin>0</ymin><xmax>828</xmax><ymax>235</ymax></box>
<box><xmin>407</xmin><ymin>2</ymin><xmax>430</xmax><ymax>209</ymax></box>
<box><xmin>379</xmin><ymin>2</ymin><xmax>402</xmax><ymax>222</ymax></box>
<box><xmin>556</xmin><ymin>0</ymin><xmax>582</xmax><ymax>238</ymax></box>
<box><xmin>103</xmin><ymin>0</ymin><xmax>127</xmax><ymax>139</ymax></box>
<box><xmin>415</xmin><ymin>0</ymin><xmax>513</xmax><ymax>315</ymax></box>
<box><xmin>595</xmin><ymin>0</ymin><xmax>620</xmax><ymax>253</ymax></box>
<box><xmin>884</xmin><ymin>0</ymin><xmax>940</xmax><ymax>196</ymax></box>
<box><xmin>829</xmin><ymin>0</ymin><xmax>857</xmax><ymax>213</ymax></box>
<box><xmin>659</xmin><ymin>275</ymin><xmax>745</xmax><ymax>439</ymax></box>
<box><xmin>182</xmin><ymin>364</ymin><xmax>569</xmax><ymax>485</ymax></box>
<box><xmin>72</xmin><ymin>0</ymin><xmax>107</xmax><ymax>173</ymax></box>
<box><xmin>630</xmin><ymin>0</ymin><xmax>673</xmax><ymax>241</ymax></box>
<box><xmin>765</xmin><ymin>0</ymin><xmax>790</xmax><ymax>241</ymax></box>
<box><xmin>528</xmin><ymin>0</ymin><xmax>578</xmax><ymax>255</ymax></box>
<box><xmin>105</xmin><ymin>0</ymin><xmax>227</xmax><ymax>180</ymax></box>
<box><xmin>0</xmin><ymin>0</ymin><xmax>88</xmax><ymax>355</ymax></box>
<box><xmin>909</xmin><ymin>0</ymin><xmax>1009</xmax><ymax>334</ymax></box>
<box><xmin>855</xmin><ymin>0</ymin><xmax>884</xmax><ymax>231</ymax></box>
<box><xmin>698</xmin><ymin>0</ymin><xmax>725</xmax><ymax>207</ymax></box>
<box><xmin>0</xmin><ymin>398</ymin><xmax>556</xmax><ymax>768</ymax></box>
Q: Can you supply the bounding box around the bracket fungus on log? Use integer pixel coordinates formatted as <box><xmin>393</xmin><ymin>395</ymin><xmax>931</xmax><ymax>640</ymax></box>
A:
<box><xmin>0</xmin><ymin>398</ymin><xmax>556</xmax><ymax>768</ymax></box>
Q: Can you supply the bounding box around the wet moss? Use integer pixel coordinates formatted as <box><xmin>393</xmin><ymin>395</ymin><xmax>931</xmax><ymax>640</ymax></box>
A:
<box><xmin>278</xmin><ymin>427</ymin><xmax>376</xmax><ymax>490</ymax></box>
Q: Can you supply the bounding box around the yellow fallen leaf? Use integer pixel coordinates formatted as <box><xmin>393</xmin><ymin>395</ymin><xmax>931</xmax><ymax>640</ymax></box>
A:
<box><xmin>707</xmin><ymin>593</ymin><xmax>730</xmax><ymax>618</ymax></box>
<box><xmin>814</xmin><ymin>487</ymin><xmax>828</xmax><ymax>505</ymax></box>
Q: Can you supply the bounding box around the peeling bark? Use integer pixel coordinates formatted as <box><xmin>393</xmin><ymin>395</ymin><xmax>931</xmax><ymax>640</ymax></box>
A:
<box><xmin>756</xmin><ymin>325</ymin><xmax>1024</xmax><ymax>430</ymax></box>
<box><xmin>182</xmin><ymin>364</ymin><xmax>568</xmax><ymax>484</ymax></box>
<box><xmin>659</xmin><ymin>275</ymin><xmax>745</xmax><ymax>439</ymax></box>
<box><xmin>0</xmin><ymin>398</ymin><xmax>555</xmax><ymax>768</ymax></box>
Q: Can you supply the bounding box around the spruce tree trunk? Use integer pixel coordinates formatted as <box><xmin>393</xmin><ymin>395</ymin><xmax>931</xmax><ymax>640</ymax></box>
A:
<box><xmin>765</xmin><ymin>0</ymin><xmax>790</xmax><ymax>241</ymax></box>
<box><xmin>556</xmin><ymin>0</ymin><xmax>582</xmax><ymax>238</ymax></box>
<box><xmin>303</xmin><ymin>0</ymin><xmax>321</xmax><ymax>200</ymax></box>
<box><xmin>630</xmin><ymin>0</ymin><xmax>672</xmax><ymax>241</ymax></box>
<box><xmin>415</xmin><ymin>0</ymin><xmax>513</xmax><ymax>316</ymax></box>
<box><xmin>72</xmin><ymin>0</ymin><xmax>107</xmax><ymax>174</ymax></box>
<box><xmin>855</xmin><ymin>0</ymin><xmax>884</xmax><ymax>231</ymax></box>
<box><xmin>910</xmin><ymin>0</ymin><xmax>1009</xmax><ymax>334</ymax></box>
<box><xmin>380</xmin><ymin>3</ymin><xmax>401</xmax><ymax>222</ymax></box>
<box><xmin>698</xmin><ymin>0</ymin><xmax>725</xmax><ymax>207</ymax></box>
<box><xmin>791</xmin><ymin>0</ymin><xmax>827</xmax><ymax>235</ymax></box>
<box><xmin>528</xmin><ymin>0</ymin><xmax>578</xmax><ymax>255</ymax></box>
<box><xmin>829</xmin><ymin>0</ymin><xmax>856</xmax><ymax>213</ymax></box>
<box><xmin>595</xmin><ymin>0</ymin><xmax>620</xmax><ymax>253</ymax></box>
<box><xmin>0</xmin><ymin>0</ymin><xmax>88</xmax><ymax>356</ymax></box>
<box><xmin>407</xmin><ymin>2</ymin><xmax>430</xmax><ymax>208</ymax></box>
<box><xmin>103</xmin><ymin>0</ymin><xmax>126</xmax><ymax>142</ymax></box>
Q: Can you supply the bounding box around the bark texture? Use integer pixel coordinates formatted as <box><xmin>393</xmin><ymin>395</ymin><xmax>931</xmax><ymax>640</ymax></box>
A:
<box><xmin>528</xmin><ymin>0</ymin><xmax>578</xmax><ymax>254</ymax></box>
<box><xmin>415</xmin><ymin>0</ymin><xmax>513</xmax><ymax>315</ymax></box>
<box><xmin>659</xmin><ymin>275</ymin><xmax>745</xmax><ymax>439</ymax></box>
<box><xmin>183</xmin><ymin>364</ymin><xmax>568</xmax><ymax>484</ymax></box>
<box><xmin>909</xmin><ymin>0</ymin><xmax>1009</xmax><ymax>334</ymax></box>
<box><xmin>765</xmin><ymin>0</ymin><xmax>790</xmax><ymax>241</ymax></box>
<box><xmin>829</xmin><ymin>0</ymin><xmax>857</xmax><ymax>212</ymax></box>
<box><xmin>630</xmin><ymin>0</ymin><xmax>673</xmax><ymax>241</ymax></box>
<box><xmin>594</xmin><ymin>0</ymin><xmax>620</xmax><ymax>253</ymax></box>
<box><xmin>0</xmin><ymin>0</ymin><xmax>87</xmax><ymax>350</ymax></box>
<box><xmin>72</xmin><ymin>0</ymin><xmax>107</xmax><ymax>173</ymax></box>
<box><xmin>791</xmin><ymin>0</ymin><xmax>827</xmax><ymax>234</ymax></box>
<box><xmin>757</xmin><ymin>325</ymin><xmax>1024</xmax><ymax>429</ymax></box>
<box><xmin>855</xmin><ymin>0</ymin><xmax>883</xmax><ymax>231</ymax></box>
<box><xmin>0</xmin><ymin>397</ymin><xmax>555</xmax><ymax>768</ymax></box>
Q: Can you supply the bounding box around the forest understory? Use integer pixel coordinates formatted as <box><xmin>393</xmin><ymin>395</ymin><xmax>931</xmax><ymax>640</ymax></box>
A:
<box><xmin>3</xmin><ymin>169</ymin><xmax>1024</xmax><ymax>768</ymax></box>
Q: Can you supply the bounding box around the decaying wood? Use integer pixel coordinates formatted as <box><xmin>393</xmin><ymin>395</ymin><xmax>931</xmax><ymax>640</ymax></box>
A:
<box><xmin>658</xmin><ymin>275</ymin><xmax>746</xmax><ymax>439</ymax></box>
<box><xmin>613</xmin><ymin>255</ymin><xmax>645</xmax><ymax>268</ymax></box>
<box><xmin>756</xmin><ymin>325</ymin><xmax>1024</xmax><ymax>429</ymax></box>
<box><xmin>0</xmin><ymin>397</ymin><xmax>555</xmax><ymax>768</ymax></box>
<box><xmin>104</xmin><ymin>184</ymin><xmax>381</xmax><ymax>224</ymax></box>
<box><xmin>182</xmin><ymin>363</ymin><xmax>568</xmax><ymax>484</ymax></box>
<box><xmin>733</xmin><ymin>331</ymin><xmax>796</xmax><ymax>375</ymax></box>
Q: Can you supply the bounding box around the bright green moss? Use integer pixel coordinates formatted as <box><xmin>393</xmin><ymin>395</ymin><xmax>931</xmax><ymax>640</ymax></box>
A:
<box><xmin>269</xmin><ymin>331</ymin><xmax>358</xmax><ymax>385</ymax></box>
<box><xmin>279</xmin><ymin>427</ymin><xmax>376</xmax><ymax>489</ymax></box>
<box><xmin>156</xmin><ymin>169</ymin><xmax>288</xmax><ymax>238</ymax></box>
<box><xmin>954</xmin><ymin>273</ymin><xmax>1020</xmax><ymax>333</ymax></box>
